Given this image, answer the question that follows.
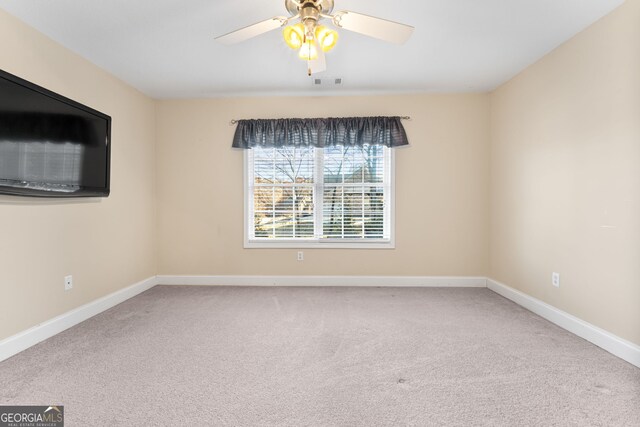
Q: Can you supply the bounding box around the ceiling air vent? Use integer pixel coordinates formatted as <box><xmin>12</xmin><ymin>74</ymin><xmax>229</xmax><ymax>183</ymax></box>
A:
<box><xmin>312</xmin><ymin>77</ymin><xmax>343</xmax><ymax>87</ymax></box>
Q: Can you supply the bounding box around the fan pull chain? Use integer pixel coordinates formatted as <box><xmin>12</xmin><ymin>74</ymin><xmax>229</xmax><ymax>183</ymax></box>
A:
<box><xmin>303</xmin><ymin>31</ymin><xmax>311</xmax><ymax>76</ymax></box>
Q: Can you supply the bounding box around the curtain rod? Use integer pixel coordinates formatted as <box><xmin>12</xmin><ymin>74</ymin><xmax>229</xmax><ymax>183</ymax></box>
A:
<box><xmin>229</xmin><ymin>116</ymin><xmax>411</xmax><ymax>125</ymax></box>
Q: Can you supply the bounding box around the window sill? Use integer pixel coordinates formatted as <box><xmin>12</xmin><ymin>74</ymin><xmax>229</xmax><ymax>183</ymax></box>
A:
<box><xmin>244</xmin><ymin>239</ymin><xmax>395</xmax><ymax>249</ymax></box>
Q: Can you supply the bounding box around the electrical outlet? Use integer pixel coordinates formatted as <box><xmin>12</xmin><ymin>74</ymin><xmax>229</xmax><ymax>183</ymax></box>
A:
<box><xmin>64</xmin><ymin>275</ymin><xmax>73</xmax><ymax>291</ymax></box>
<box><xmin>552</xmin><ymin>272</ymin><xmax>560</xmax><ymax>288</ymax></box>
<box><xmin>297</xmin><ymin>251</ymin><xmax>304</xmax><ymax>261</ymax></box>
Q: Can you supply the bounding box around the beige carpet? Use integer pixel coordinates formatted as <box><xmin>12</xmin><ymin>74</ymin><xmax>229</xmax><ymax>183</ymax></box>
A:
<box><xmin>0</xmin><ymin>286</ymin><xmax>638</xmax><ymax>426</ymax></box>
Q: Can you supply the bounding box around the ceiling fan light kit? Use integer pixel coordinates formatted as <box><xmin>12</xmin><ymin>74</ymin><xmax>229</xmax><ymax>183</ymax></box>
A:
<box><xmin>215</xmin><ymin>0</ymin><xmax>414</xmax><ymax>75</ymax></box>
<box><xmin>284</xmin><ymin>24</ymin><xmax>338</xmax><ymax>53</ymax></box>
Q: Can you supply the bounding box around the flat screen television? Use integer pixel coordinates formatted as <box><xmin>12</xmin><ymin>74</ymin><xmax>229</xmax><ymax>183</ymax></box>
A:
<box><xmin>0</xmin><ymin>69</ymin><xmax>111</xmax><ymax>197</ymax></box>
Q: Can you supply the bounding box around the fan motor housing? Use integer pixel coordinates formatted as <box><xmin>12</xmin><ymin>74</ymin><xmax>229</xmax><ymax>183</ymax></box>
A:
<box><xmin>285</xmin><ymin>0</ymin><xmax>334</xmax><ymax>16</ymax></box>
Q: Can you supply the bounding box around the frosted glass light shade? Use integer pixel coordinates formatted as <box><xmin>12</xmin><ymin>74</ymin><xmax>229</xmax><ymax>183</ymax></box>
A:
<box><xmin>283</xmin><ymin>23</ymin><xmax>305</xmax><ymax>49</ymax></box>
<box><xmin>315</xmin><ymin>25</ymin><xmax>338</xmax><ymax>52</ymax></box>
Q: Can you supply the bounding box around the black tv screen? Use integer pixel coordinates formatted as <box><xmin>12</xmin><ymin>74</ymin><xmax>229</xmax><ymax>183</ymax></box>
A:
<box><xmin>0</xmin><ymin>69</ymin><xmax>110</xmax><ymax>197</ymax></box>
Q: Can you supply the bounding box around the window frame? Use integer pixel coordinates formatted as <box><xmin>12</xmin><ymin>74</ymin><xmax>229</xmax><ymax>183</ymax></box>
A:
<box><xmin>243</xmin><ymin>146</ymin><xmax>395</xmax><ymax>249</ymax></box>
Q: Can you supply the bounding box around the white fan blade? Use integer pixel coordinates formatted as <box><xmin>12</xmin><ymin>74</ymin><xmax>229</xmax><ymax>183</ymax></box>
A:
<box><xmin>332</xmin><ymin>11</ymin><xmax>414</xmax><ymax>44</ymax></box>
<box><xmin>215</xmin><ymin>16</ymin><xmax>288</xmax><ymax>44</ymax></box>
<box><xmin>308</xmin><ymin>39</ymin><xmax>326</xmax><ymax>75</ymax></box>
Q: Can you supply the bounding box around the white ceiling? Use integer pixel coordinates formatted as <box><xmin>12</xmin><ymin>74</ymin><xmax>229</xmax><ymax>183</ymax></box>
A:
<box><xmin>0</xmin><ymin>0</ymin><xmax>624</xmax><ymax>99</ymax></box>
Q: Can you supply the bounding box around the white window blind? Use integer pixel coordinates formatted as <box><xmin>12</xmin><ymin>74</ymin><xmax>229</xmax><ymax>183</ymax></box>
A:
<box><xmin>245</xmin><ymin>144</ymin><xmax>393</xmax><ymax>248</ymax></box>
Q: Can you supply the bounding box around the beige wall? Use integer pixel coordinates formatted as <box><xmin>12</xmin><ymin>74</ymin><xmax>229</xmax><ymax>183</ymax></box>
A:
<box><xmin>156</xmin><ymin>94</ymin><xmax>490</xmax><ymax>276</ymax></box>
<box><xmin>490</xmin><ymin>0</ymin><xmax>640</xmax><ymax>345</ymax></box>
<box><xmin>0</xmin><ymin>9</ymin><xmax>157</xmax><ymax>340</ymax></box>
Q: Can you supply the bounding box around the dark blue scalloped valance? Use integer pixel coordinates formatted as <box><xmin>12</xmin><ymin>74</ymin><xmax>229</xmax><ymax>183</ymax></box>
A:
<box><xmin>232</xmin><ymin>116</ymin><xmax>409</xmax><ymax>149</ymax></box>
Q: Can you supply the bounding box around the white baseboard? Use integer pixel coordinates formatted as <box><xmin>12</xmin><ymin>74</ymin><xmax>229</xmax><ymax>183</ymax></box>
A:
<box><xmin>156</xmin><ymin>275</ymin><xmax>487</xmax><ymax>288</ymax></box>
<box><xmin>487</xmin><ymin>278</ymin><xmax>640</xmax><ymax>369</ymax></box>
<box><xmin>0</xmin><ymin>276</ymin><xmax>158</xmax><ymax>363</ymax></box>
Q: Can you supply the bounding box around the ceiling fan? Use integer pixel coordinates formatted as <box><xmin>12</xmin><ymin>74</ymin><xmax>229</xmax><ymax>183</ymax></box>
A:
<box><xmin>215</xmin><ymin>0</ymin><xmax>414</xmax><ymax>76</ymax></box>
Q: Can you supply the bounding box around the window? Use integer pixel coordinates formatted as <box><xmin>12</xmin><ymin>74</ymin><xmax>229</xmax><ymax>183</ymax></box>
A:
<box><xmin>245</xmin><ymin>144</ymin><xmax>393</xmax><ymax>248</ymax></box>
<box><xmin>235</xmin><ymin>115</ymin><xmax>408</xmax><ymax>248</ymax></box>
